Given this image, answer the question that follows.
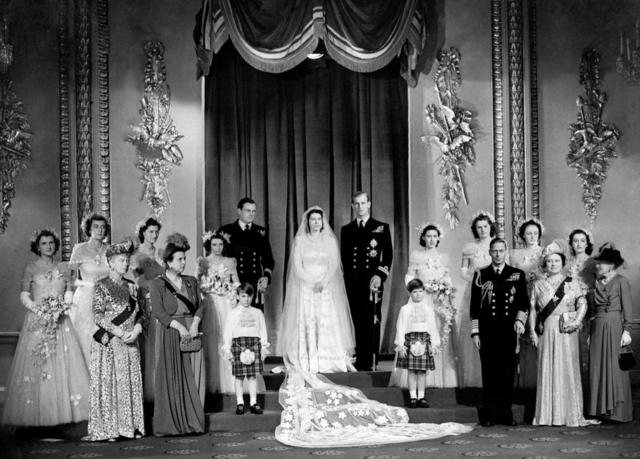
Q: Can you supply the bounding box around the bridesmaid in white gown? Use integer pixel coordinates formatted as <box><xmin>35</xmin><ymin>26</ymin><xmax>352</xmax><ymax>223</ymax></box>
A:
<box><xmin>457</xmin><ymin>211</ymin><xmax>494</xmax><ymax>388</ymax></box>
<box><xmin>510</xmin><ymin>218</ymin><xmax>544</xmax><ymax>389</ymax></box>
<box><xmin>277</xmin><ymin>206</ymin><xmax>356</xmax><ymax>373</ymax></box>
<box><xmin>403</xmin><ymin>223</ymin><xmax>457</xmax><ymax>387</ymax></box>
<box><xmin>196</xmin><ymin>230</ymin><xmax>240</xmax><ymax>394</ymax></box>
<box><xmin>69</xmin><ymin>214</ymin><xmax>110</xmax><ymax>365</ymax></box>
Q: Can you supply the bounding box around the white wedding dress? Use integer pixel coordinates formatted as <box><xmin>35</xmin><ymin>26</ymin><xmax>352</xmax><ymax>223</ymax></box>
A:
<box><xmin>275</xmin><ymin>208</ymin><xmax>473</xmax><ymax>447</ymax></box>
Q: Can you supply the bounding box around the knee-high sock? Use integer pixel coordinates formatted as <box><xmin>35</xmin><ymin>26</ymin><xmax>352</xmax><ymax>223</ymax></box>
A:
<box><xmin>408</xmin><ymin>372</ymin><xmax>418</xmax><ymax>399</ymax></box>
<box><xmin>248</xmin><ymin>377</ymin><xmax>257</xmax><ymax>405</ymax></box>
<box><xmin>235</xmin><ymin>378</ymin><xmax>244</xmax><ymax>405</ymax></box>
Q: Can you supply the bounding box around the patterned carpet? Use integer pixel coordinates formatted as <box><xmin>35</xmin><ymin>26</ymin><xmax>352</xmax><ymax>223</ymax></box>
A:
<box><xmin>4</xmin><ymin>422</ymin><xmax>640</xmax><ymax>459</ymax></box>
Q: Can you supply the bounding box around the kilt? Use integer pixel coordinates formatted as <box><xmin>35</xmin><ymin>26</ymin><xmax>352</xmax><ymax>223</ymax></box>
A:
<box><xmin>396</xmin><ymin>331</ymin><xmax>435</xmax><ymax>371</ymax></box>
<box><xmin>231</xmin><ymin>336</ymin><xmax>264</xmax><ymax>377</ymax></box>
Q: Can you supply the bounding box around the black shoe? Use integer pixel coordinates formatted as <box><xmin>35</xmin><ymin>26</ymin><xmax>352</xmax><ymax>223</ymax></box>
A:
<box><xmin>250</xmin><ymin>404</ymin><xmax>263</xmax><ymax>415</ymax></box>
<box><xmin>480</xmin><ymin>419</ymin><xmax>494</xmax><ymax>427</ymax></box>
<box><xmin>408</xmin><ymin>398</ymin><xmax>418</xmax><ymax>408</ymax></box>
<box><xmin>235</xmin><ymin>404</ymin><xmax>245</xmax><ymax>415</ymax></box>
<box><xmin>418</xmin><ymin>398</ymin><xmax>430</xmax><ymax>408</ymax></box>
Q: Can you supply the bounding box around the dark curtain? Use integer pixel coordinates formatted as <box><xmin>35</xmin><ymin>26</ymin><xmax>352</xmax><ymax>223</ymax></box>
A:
<box><xmin>204</xmin><ymin>43</ymin><xmax>408</xmax><ymax>352</ymax></box>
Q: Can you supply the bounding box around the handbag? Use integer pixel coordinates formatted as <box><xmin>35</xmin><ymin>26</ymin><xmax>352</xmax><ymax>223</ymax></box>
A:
<box><xmin>179</xmin><ymin>333</ymin><xmax>203</xmax><ymax>352</ymax></box>
<box><xmin>559</xmin><ymin>311</ymin><xmax>577</xmax><ymax>333</ymax></box>
<box><xmin>619</xmin><ymin>345</ymin><xmax>636</xmax><ymax>371</ymax></box>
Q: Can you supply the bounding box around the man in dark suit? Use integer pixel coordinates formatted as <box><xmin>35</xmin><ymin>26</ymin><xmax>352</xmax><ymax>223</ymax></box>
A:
<box><xmin>340</xmin><ymin>191</ymin><xmax>393</xmax><ymax>371</ymax></box>
<box><xmin>219</xmin><ymin>198</ymin><xmax>275</xmax><ymax>311</ymax></box>
<box><xmin>470</xmin><ymin>238</ymin><xmax>528</xmax><ymax>426</ymax></box>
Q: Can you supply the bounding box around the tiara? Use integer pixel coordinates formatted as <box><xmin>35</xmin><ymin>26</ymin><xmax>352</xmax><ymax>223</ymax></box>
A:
<box><xmin>416</xmin><ymin>222</ymin><xmax>444</xmax><ymax>238</ymax></box>
<box><xmin>202</xmin><ymin>230</ymin><xmax>230</xmax><ymax>244</ymax></box>
<box><xmin>515</xmin><ymin>216</ymin><xmax>545</xmax><ymax>236</ymax></box>
<box><xmin>541</xmin><ymin>239</ymin><xmax>565</xmax><ymax>258</ymax></box>
<box><xmin>135</xmin><ymin>216</ymin><xmax>160</xmax><ymax>235</ymax></box>
<box><xmin>469</xmin><ymin>210</ymin><xmax>495</xmax><ymax>224</ymax></box>
<box><xmin>105</xmin><ymin>239</ymin><xmax>135</xmax><ymax>258</ymax></box>
<box><xmin>30</xmin><ymin>227</ymin><xmax>60</xmax><ymax>245</ymax></box>
<box><xmin>570</xmin><ymin>227</ymin><xmax>594</xmax><ymax>242</ymax></box>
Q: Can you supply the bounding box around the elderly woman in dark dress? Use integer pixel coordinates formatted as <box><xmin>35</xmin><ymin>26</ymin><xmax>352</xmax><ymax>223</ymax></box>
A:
<box><xmin>150</xmin><ymin>233</ymin><xmax>205</xmax><ymax>436</ymax></box>
<box><xmin>588</xmin><ymin>243</ymin><xmax>633</xmax><ymax>422</ymax></box>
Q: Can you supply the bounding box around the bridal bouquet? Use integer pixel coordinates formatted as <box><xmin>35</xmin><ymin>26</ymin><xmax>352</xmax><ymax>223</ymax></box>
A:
<box><xmin>29</xmin><ymin>295</ymin><xmax>68</xmax><ymax>373</ymax></box>
<box><xmin>424</xmin><ymin>276</ymin><xmax>456</xmax><ymax>349</ymax></box>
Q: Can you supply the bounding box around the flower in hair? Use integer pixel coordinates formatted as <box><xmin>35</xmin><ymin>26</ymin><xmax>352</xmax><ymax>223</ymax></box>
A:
<box><xmin>416</xmin><ymin>222</ymin><xmax>444</xmax><ymax>238</ymax></box>
<box><xmin>469</xmin><ymin>210</ymin><xmax>495</xmax><ymax>224</ymax></box>
<box><xmin>30</xmin><ymin>227</ymin><xmax>60</xmax><ymax>246</ymax></box>
<box><xmin>516</xmin><ymin>216</ymin><xmax>545</xmax><ymax>236</ymax></box>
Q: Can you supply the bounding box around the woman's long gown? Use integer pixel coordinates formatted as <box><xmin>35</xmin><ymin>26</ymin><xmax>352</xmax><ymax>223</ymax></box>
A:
<box><xmin>587</xmin><ymin>275</ymin><xmax>633</xmax><ymax>422</ymax></box>
<box><xmin>510</xmin><ymin>246</ymin><xmax>542</xmax><ymax>389</ymax></box>
<box><xmin>129</xmin><ymin>247</ymin><xmax>164</xmax><ymax>402</ymax></box>
<box><xmin>278</xmin><ymin>232</ymin><xmax>356</xmax><ymax>374</ymax></box>
<box><xmin>531</xmin><ymin>276</ymin><xmax>592</xmax><ymax>426</ymax></box>
<box><xmin>403</xmin><ymin>250</ymin><xmax>457</xmax><ymax>387</ymax></box>
<box><xmin>197</xmin><ymin>255</ymin><xmax>238</xmax><ymax>394</ymax></box>
<box><xmin>2</xmin><ymin>259</ymin><xmax>90</xmax><ymax>426</ymax></box>
<box><xmin>69</xmin><ymin>242</ymin><xmax>109</xmax><ymax>365</ymax></box>
<box><xmin>456</xmin><ymin>240</ymin><xmax>491</xmax><ymax>388</ymax></box>
<box><xmin>88</xmin><ymin>277</ymin><xmax>145</xmax><ymax>440</ymax></box>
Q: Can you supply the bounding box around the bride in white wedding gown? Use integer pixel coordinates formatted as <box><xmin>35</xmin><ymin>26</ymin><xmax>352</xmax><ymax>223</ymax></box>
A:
<box><xmin>277</xmin><ymin>206</ymin><xmax>356</xmax><ymax>373</ymax></box>
<box><xmin>275</xmin><ymin>207</ymin><xmax>472</xmax><ymax>447</ymax></box>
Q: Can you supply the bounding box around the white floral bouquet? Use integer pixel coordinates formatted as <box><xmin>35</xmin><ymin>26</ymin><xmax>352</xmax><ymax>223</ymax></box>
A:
<box><xmin>200</xmin><ymin>267</ymin><xmax>238</xmax><ymax>296</ymax></box>
<box><xmin>29</xmin><ymin>295</ymin><xmax>68</xmax><ymax>373</ymax></box>
<box><xmin>424</xmin><ymin>276</ymin><xmax>457</xmax><ymax>349</ymax></box>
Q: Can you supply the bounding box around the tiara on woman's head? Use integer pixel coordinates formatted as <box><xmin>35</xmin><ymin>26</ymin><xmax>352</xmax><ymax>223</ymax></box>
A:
<box><xmin>416</xmin><ymin>222</ymin><xmax>444</xmax><ymax>238</ymax></box>
<box><xmin>203</xmin><ymin>230</ymin><xmax>230</xmax><ymax>244</ymax></box>
<box><xmin>29</xmin><ymin>227</ymin><xmax>60</xmax><ymax>245</ymax></box>
<box><xmin>106</xmin><ymin>239</ymin><xmax>136</xmax><ymax>258</ymax></box>
<box><xmin>469</xmin><ymin>210</ymin><xmax>495</xmax><ymax>224</ymax></box>
<box><xmin>515</xmin><ymin>216</ymin><xmax>545</xmax><ymax>236</ymax></box>
<box><xmin>570</xmin><ymin>227</ymin><xmax>594</xmax><ymax>242</ymax></box>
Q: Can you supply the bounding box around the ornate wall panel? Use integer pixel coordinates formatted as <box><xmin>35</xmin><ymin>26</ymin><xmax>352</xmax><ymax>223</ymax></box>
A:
<box><xmin>508</xmin><ymin>0</ymin><xmax>526</xmax><ymax>246</ymax></box>
<box><xmin>58</xmin><ymin>1</ymin><xmax>72</xmax><ymax>260</ymax></box>
<box><xmin>528</xmin><ymin>0</ymin><xmax>540</xmax><ymax>220</ymax></box>
<box><xmin>97</xmin><ymin>0</ymin><xmax>111</xmax><ymax>220</ymax></box>
<box><xmin>491</xmin><ymin>0</ymin><xmax>506</xmax><ymax>239</ymax></box>
<box><xmin>75</xmin><ymin>0</ymin><xmax>93</xmax><ymax>234</ymax></box>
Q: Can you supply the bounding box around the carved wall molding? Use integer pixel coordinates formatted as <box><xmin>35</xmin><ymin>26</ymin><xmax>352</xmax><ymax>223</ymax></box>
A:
<box><xmin>529</xmin><ymin>0</ymin><xmax>540</xmax><ymax>221</ymax></box>
<box><xmin>58</xmin><ymin>0</ymin><xmax>72</xmax><ymax>260</ymax></box>
<box><xmin>491</xmin><ymin>0</ymin><xmax>506</xmax><ymax>239</ymax></box>
<box><xmin>75</xmin><ymin>0</ymin><xmax>93</xmax><ymax>234</ymax></box>
<box><xmin>96</xmin><ymin>0</ymin><xmax>111</xmax><ymax>220</ymax></box>
<box><xmin>508</xmin><ymin>0</ymin><xmax>526</xmax><ymax>247</ymax></box>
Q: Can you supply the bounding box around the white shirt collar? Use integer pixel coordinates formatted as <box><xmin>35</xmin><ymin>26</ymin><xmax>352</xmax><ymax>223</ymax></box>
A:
<box><xmin>238</xmin><ymin>221</ymin><xmax>251</xmax><ymax>230</ymax></box>
<box><xmin>357</xmin><ymin>216</ymin><xmax>370</xmax><ymax>226</ymax></box>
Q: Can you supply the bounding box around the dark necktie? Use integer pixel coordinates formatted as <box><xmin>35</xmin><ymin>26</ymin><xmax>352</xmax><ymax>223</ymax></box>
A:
<box><xmin>244</xmin><ymin>224</ymin><xmax>250</xmax><ymax>232</ymax></box>
<box><xmin>495</xmin><ymin>268</ymin><xmax>501</xmax><ymax>276</ymax></box>
<box><xmin>359</xmin><ymin>220</ymin><xmax>364</xmax><ymax>230</ymax></box>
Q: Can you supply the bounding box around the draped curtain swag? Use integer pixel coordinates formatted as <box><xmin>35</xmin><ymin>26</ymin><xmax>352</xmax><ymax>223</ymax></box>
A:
<box><xmin>195</xmin><ymin>0</ymin><xmax>430</xmax><ymax>86</ymax></box>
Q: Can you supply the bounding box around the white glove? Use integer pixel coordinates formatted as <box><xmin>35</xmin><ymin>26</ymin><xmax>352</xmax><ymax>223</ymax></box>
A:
<box><xmin>621</xmin><ymin>330</ymin><xmax>632</xmax><ymax>346</ymax></box>
<box><xmin>20</xmin><ymin>292</ymin><xmax>37</xmax><ymax>313</ymax></box>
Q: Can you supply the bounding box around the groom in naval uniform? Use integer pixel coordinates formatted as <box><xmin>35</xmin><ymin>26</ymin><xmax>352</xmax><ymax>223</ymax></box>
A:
<box><xmin>219</xmin><ymin>197</ymin><xmax>275</xmax><ymax>311</ymax></box>
<box><xmin>470</xmin><ymin>238</ymin><xmax>528</xmax><ymax>426</ymax></box>
<box><xmin>341</xmin><ymin>191</ymin><xmax>393</xmax><ymax>371</ymax></box>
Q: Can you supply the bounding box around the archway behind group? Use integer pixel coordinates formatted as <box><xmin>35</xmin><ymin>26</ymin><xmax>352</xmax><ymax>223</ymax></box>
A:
<box><xmin>204</xmin><ymin>43</ymin><xmax>409</xmax><ymax>353</ymax></box>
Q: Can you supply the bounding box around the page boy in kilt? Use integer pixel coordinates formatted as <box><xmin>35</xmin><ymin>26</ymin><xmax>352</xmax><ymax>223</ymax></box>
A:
<box><xmin>394</xmin><ymin>279</ymin><xmax>440</xmax><ymax>408</ymax></box>
<box><xmin>222</xmin><ymin>283</ymin><xmax>269</xmax><ymax>415</ymax></box>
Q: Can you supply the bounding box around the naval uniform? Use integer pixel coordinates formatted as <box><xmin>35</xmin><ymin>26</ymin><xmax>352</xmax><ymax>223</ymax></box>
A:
<box><xmin>340</xmin><ymin>217</ymin><xmax>392</xmax><ymax>371</ymax></box>
<box><xmin>470</xmin><ymin>263</ymin><xmax>528</xmax><ymax>424</ymax></box>
<box><xmin>219</xmin><ymin>220</ymin><xmax>275</xmax><ymax>311</ymax></box>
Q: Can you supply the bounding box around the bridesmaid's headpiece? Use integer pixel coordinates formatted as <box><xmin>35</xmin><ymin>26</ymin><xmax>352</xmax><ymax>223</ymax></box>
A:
<box><xmin>469</xmin><ymin>210</ymin><xmax>495</xmax><ymax>224</ymax></box>
<box><xmin>29</xmin><ymin>227</ymin><xmax>61</xmax><ymax>255</ymax></box>
<box><xmin>516</xmin><ymin>216</ymin><xmax>545</xmax><ymax>244</ymax></box>
<box><xmin>202</xmin><ymin>229</ymin><xmax>230</xmax><ymax>245</ymax></box>
<box><xmin>135</xmin><ymin>216</ymin><xmax>162</xmax><ymax>243</ymax></box>
<box><xmin>416</xmin><ymin>222</ymin><xmax>444</xmax><ymax>238</ymax></box>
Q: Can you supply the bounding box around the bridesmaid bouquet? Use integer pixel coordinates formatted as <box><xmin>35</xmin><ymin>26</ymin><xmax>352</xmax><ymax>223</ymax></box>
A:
<box><xmin>29</xmin><ymin>295</ymin><xmax>68</xmax><ymax>373</ymax></box>
<box><xmin>200</xmin><ymin>266</ymin><xmax>238</xmax><ymax>296</ymax></box>
<box><xmin>424</xmin><ymin>276</ymin><xmax>457</xmax><ymax>348</ymax></box>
